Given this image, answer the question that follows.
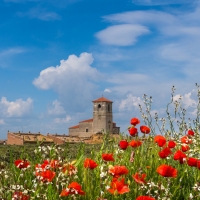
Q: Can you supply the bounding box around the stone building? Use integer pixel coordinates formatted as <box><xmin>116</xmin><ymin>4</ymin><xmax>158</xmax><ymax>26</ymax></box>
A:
<box><xmin>7</xmin><ymin>131</ymin><xmax>54</xmax><ymax>145</ymax></box>
<box><xmin>68</xmin><ymin>97</ymin><xmax>120</xmax><ymax>137</ymax></box>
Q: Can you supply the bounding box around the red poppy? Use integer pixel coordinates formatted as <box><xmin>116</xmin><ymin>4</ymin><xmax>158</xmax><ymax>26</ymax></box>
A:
<box><xmin>35</xmin><ymin>169</ymin><xmax>56</xmax><ymax>182</ymax></box>
<box><xmin>108</xmin><ymin>178</ymin><xmax>130</xmax><ymax>195</ymax></box>
<box><xmin>60</xmin><ymin>182</ymin><xmax>85</xmax><ymax>196</ymax></box>
<box><xmin>43</xmin><ymin>159</ymin><xmax>60</xmax><ymax>168</ymax></box>
<box><xmin>128</xmin><ymin>127</ymin><xmax>138</xmax><ymax>136</ymax></box>
<box><xmin>173</xmin><ymin>150</ymin><xmax>187</xmax><ymax>164</ymax></box>
<box><xmin>156</xmin><ymin>164</ymin><xmax>177</xmax><ymax>178</ymax></box>
<box><xmin>129</xmin><ymin>140</ymin><xmax>142</xmax><ymax>148</ymax></box>
<box><xmin>62</xmin><ymin>163</ymin><xmax>77</xmax><ymax>176</ymax></box>
<box><xmin>119</xmin><ymin>140</ymin><xmax>129</xmax><ymax>150</ymax></box>
<box><xmin>187</xmin><ymin>130</ymin><xmax>195</xmax><ymax>136</ymax></box>
<box><xmin>84</xmin><ymin>158</ymin><xmax>98</xmax><ymax>169</ymax></box>
<box><xmin>12</xmin><ymin>191</ymin><xmax>30</xmax><ymax>200</ymax></box>
<box><xmin>187</xmin><ymin>157</ymin><xmax>198</xmax><ymax>167</ymax></box>
<box><xmin>168</xmin><ymin>140</ymin><xmax>176</xmax><ymax>148</ymax></box>
<box><xmin>14</xmin><ymin>159</ymin><xmax>30</xmax><ymax>169</ymax></box>
<box><xmin>130</xmin><ymin>118</ymin><xmax>140</xmax><ymax>126</ymax></box>
<box><xmin>140</xmin><ymin>126</ymin><xmax>150</xmax><ymax>134</ymax></box>
<box><xmin>158</xmin><ymin>147</ymin><xmax>172</xmax><ymax>159</ymax></box>
<box><xmin>181</xmin><ymin>144</ymin><xmax>190</xmax><ymax>152</ymax></box>
<box><xmin>108</xmin><ymin>165</ymin><xmax>129</xmax><ymax>178</ymax></box>
<box><xmin>102</xmin><ymin>153</ymin><xmax>115</xmax><ymax>162</ymax></box>
<box><xmin>197</xmin><ymin>160</ymin><xmax>200</xmax><ymax>169</ymax></box>
<box><xmin>154</xmin><ymin>135</ymin><xmax>166</xmax><ymax>147</ymax></box>
<box><xmin>181</xmin><ymin>136</ymin><xmax>192</xmax><ymax>144</ymax></box>
<box><xmin>132</xmin><ymin>173</ymin><xmax>147</xmax><ymax>184</ymax></box>
<box><xmin>136</xmin><ymin>196</ymin><xmax>155</xmax><ymax>200</ymax></box>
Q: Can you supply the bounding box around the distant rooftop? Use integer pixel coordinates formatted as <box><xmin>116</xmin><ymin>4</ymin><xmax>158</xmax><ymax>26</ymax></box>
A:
<box><xmin>92</xmin><ymin>96</ymin><xmax>112</xmax><ymax>103</ymax></box>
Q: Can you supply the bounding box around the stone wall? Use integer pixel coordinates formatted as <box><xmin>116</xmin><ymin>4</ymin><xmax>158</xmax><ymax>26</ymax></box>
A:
<box><xmin>7</xmin><ymin>133</ymin><xmax>23</xmax><ymax>145</ymax></box>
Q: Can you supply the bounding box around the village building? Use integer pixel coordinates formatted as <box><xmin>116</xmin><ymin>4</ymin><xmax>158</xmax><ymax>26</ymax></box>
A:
<box><xmin>7</xmin><ymin>131</ymin><xmax>54</xmax><ymax>145</ymax></box>
<box><xmin>68</xmin><ymin>96</ymin><xmax>120</xmax><ymax>137</ymax></box>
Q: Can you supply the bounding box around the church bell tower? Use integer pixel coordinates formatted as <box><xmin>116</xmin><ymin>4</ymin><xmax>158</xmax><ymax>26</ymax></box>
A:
<box><xmin>92</xmin><ymin>96</ymin><xmax>113</xmax><ymax>134</ymax></box>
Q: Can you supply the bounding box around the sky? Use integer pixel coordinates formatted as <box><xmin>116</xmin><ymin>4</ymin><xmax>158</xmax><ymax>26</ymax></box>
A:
<box><xmin>0</xmin><ymin>0</ymin><xmax>200</xmax><ymax>139</ymax></box>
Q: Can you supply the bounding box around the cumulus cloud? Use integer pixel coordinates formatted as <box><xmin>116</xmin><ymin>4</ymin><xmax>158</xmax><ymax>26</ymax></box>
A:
<box><xmin>33</xmin><ymin>52</ymin><xmax>102</xmax><ymax>111</ymax></box>
<box><xmin>104</xmin><ymin>89</ymin><xmax>111</xmax><ymax>93</ymax></box>
<box><xmin>47</xmin><ymin>100</ymin><xmax>66</xmax><ymax>115</ymax></box>
<box><xmin>174</xmin><ymin>92</ymin><xmax>197</xmax><ymax>109</ymax></box>
<box><xmin>54</xmin><ymin>115</ymin><xmax>71</xmax><ymax>123</ymax></box>
<box><xmin>0</xmin><ymin>97</ymin><xmax>33</xmax><ymax>117</ymax></box>
<box><xmin>95</xmin><ymin>24</ymin><xmax>150</xmax><ymax>46</ymax></box>
<box><xmin>119</xmin><ymin>94</ymin><xmax>143</xmax><ymax>111</ymax></box>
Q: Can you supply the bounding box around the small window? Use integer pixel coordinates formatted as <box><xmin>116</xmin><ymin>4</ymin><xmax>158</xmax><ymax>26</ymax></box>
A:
<box><xmin>108</xmin><ymin>104</ymin><xmax>110</xmax><ymax>112</ymax></box>
<box><xmin>86</xmin><ymin>128</ymin><xmax>88</xmax><ymax>132</ymax></box>
<box><xmin>98</xmin><ymin>104</ymin><xmax>101</xmax><ymax>108</ymax></box>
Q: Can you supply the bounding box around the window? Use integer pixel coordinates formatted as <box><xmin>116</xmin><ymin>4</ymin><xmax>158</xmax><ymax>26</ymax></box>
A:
<box><xmin>108</xmin><ymin>104</ymin><xmax>110</xmax><ymax>112</ymax></box>
<box><xmin>98</xmin><ymin>104</ymin><xmax>101</xmax><ymax>108</ymax></box>
<box><xmin>86</xmin><ymin>128</ymin><xmax>88</xmax><ymax>132</ymax></box>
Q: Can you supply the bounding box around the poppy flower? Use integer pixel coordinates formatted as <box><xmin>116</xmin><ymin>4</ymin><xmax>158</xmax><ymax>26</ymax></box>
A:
<box><xmin>102</xmin><ymin>153</ymin><xmax>115</xmax><ymax>162</ymax></box>
<box><xmin>129</xmin><ymin>140</ymin><xmax>142</xmax><ymax>148</ymax></box>
<box><xmin>130</xmin><ymin>118</ymin><xmax>140</xmax><ymax>126</ymax></box>
<box><xmin>62</xmin><ymin>163</ymin><xmax>77</xmax><ymax>176</ymax></box>
<box><xmin>181</xmin><ymin>136</ymin><xmax>192</xmax><ymax>144</ymax></box>
<box><xmin>168</xmin><ymin>140</ymin><xmax>176</xmax><ymax>148</ymax></box>
<box><xmin>35</xmin><ymin>169</ymin><xmax>56</xmax><ymax>182</ymax></box>
<box><xmin>154</xmin><ymin>135</ymin><xmax>166</xmax><ymax>147</ymax></box>
<box><xmin>43</xmin><ymin>159</ymin><xmax>60</xmax><ymax>168</ymax></box>
<box><xmin>12</xmin><ymin>191</ymin><xmax>30</xmax><ymax>200</ymax></box>
<box><xmin>132</xmin><ymin>173</ymin><xmax>147</xmax><ymax>184</ymax></box>
<box><xmin>128</xmin><ymin>127</ymin><xmax>138</xmax><ymax>136</ymax></box>
<box><xmin>140</xmin><ymin>126</ymin><xmax>150</xmax><ymax>134</ymax></box>
<box><xmin>108</xmin><ymin>178</ymin><xmax>130</xmax><ymax>195</ymax></box>
<box><xmin>156</xmin><ymin>164</ymin><xmax>177</xmax><ymax>178</ymax></box>
<box><xmin>14</xmin><ymin>159</ymin><xmax>30</xmax><ymax>169</ymax></box>
<box><xmin>187</xmin><ymin>130</ymin><xmax>195</xmax><ymax>136</ymax></box>
<box><xmin>181</xmin><ymin>144</ymin><xmax>190</xmax><ymax>152</ymax></box>
<box><xmin>197</xmin><ymin>160</ymin><xmax>200</xmax><ymax>169</ymax></box>
<box><xmin>108</xmin><ymin>165</ymin><xmax>129</xmax><ymax>178</ymax></box>
<box><xmin>187</xmin><ymin>157</ymin><xmax>198</xmax><ymax>167</ymax></box>
<box><xmin>60</xmin><ymin>182</ymin><xmax>85</xmax><ymax>196</ymax></box>
<box><xmin>158</xmin><ymin>147</ymin><xmax>172</xmax><ymax>159</ymax></box>
<box><xmin>119</xmin><ymin>140</ymin><xmax>129</xmax><ymax>150</ymax></box>
<box><xmin>84</xmin><ymin>158</ymin><xmax>98</xmax><ymax>169</ymax></box>
<box><xmin>136</xmin><ymin>196</ymin><xmax>155</xmax><ymax>200</ymax></box>
<box><xmin>173</xmin><ymin>150</ymin><xmax>187</xmax><ymax>164</ymax></box>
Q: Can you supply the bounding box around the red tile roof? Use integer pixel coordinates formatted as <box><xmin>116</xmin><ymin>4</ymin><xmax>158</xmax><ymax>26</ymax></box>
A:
<box><xmin>92</xmin><ymin>97</ymin><xmax>112</xmax><ymax>103</ymax></box>
<box><xmin>69</xmin><ymin>125</ymin><xmax>79</xmax><ymax>129</ymax></box>
<box><xmin>80</xmin><ymin>118</ymin><xmax>93</xmax><ymax>123</ymax></box>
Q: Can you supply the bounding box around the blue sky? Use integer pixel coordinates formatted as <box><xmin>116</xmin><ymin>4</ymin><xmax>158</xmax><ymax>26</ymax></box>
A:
<box><xmin>0</xmin><ymin>0</ymin><xmax>200</xmax><ymax>139</ymax></box>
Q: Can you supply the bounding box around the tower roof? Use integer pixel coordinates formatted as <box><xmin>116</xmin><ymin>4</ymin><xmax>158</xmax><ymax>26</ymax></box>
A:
<box><xmin>92</xmin><ymin>96</ymin><xmax>113</xmax><ymax>103</ymax></box>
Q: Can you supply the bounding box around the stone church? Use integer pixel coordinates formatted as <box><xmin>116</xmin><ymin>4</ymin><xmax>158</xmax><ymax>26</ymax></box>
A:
<box><xmin>68</xmin><ymin>97</ymin><xmax>120</xmax><ymax>137</ymax></box>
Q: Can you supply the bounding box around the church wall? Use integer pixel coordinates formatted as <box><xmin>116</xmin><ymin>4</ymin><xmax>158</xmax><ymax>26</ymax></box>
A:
<box><xmin>69</xmin><ymin>128</ymin><xmax>80</xmax><ymax>136</ymax></box>
<box><xmin>79</xmin><ymin>122</ymin><xmax>93</xmax><ymax>135</ymax></box>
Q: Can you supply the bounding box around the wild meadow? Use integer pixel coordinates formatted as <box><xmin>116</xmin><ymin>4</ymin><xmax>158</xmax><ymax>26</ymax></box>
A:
<box><xmin>1</xmin><ymin>85</ymin><xmax>200</xmax><ymax>200</ymax></box>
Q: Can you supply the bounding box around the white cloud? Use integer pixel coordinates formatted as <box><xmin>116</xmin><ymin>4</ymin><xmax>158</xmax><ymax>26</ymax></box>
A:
<box><xmin>119</xmin><ymin>94</ymin><xmax>143</xmax><ymax>111</ymax></box>
<box><xmin>48</xmin><ymin>100</ymin><xmax>65</xmax><ymax>115</ymax></box>
<box><xmin>0</xmin><ymin>47</ymin><xmax>27</xmax><ymax>58</ymax></box>
<box><xmin>54</xmin><ymin>115</ymin><xmax>71</xmax><ymax>124</ymax></box>
<box><xmin>33</xmin><ymin>52</ymin><xmax>102</xmax><ymax>110</ymax></box>
<box><xmin>104</xmin><ymin>89</ymin><xmax>111</xmax><ymax>93</ymax></box>
<box><xmin>174</xmin><ymin>92</ymin><xmax>197</xmax><ymax>109</ymax></box>
<box><xmin>0</xmin><ymin>119</ymin><xmax>5</xmax><ymax>125</ymax></box>
<box><xmin>0</xmin><ymin>97</ymin><xmax>33</xmax><ymax>117</ymax></box>
<box><xmin>95</xmin><ymin>24</ymin><xmax>150</xmax><ymax>46</ymax></box>
<box><xmin>17</xmin><ymin>7</ymin><xmax>61</xmax><ymax>21</ymax></box>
